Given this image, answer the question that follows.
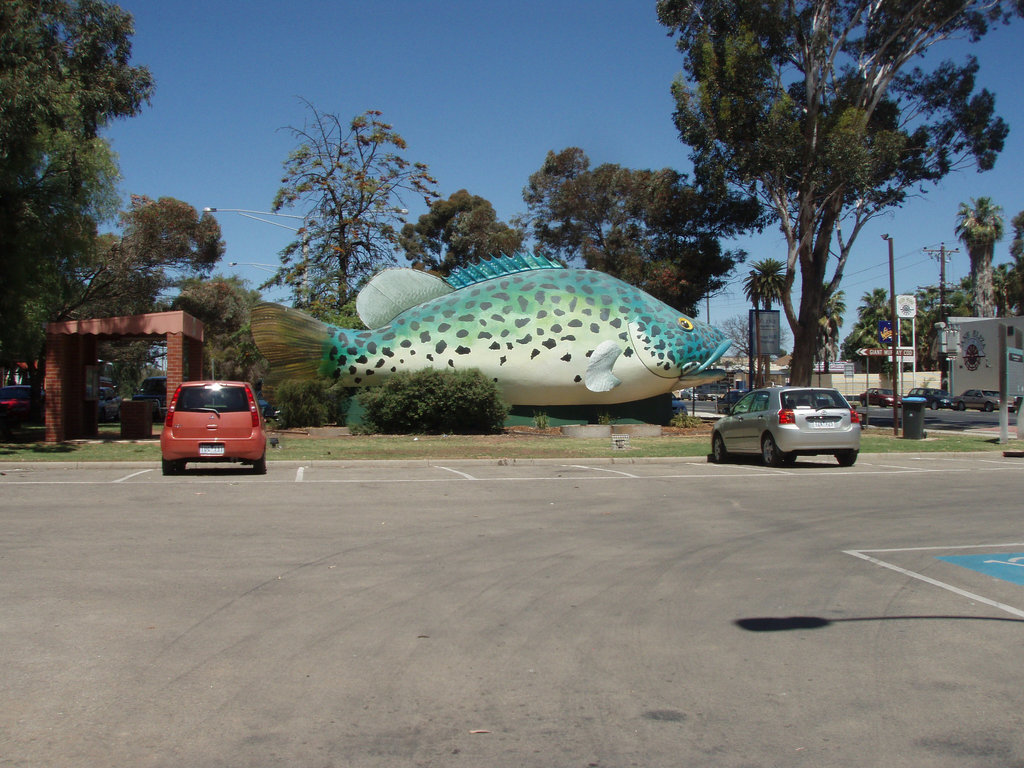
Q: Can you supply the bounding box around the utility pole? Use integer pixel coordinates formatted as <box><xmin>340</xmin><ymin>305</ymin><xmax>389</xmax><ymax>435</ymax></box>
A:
<box><xmin>923</xmin><ymin>243</ymin><xmax>960</xmax><ymax>390</ymax></box>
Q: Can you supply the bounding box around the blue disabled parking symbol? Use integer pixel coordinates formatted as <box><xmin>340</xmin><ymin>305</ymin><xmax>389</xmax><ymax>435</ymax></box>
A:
<box><xmin>938</xmin><ymin>553</ymin><xmax>1024</xmax><ymax>585</ymax></box>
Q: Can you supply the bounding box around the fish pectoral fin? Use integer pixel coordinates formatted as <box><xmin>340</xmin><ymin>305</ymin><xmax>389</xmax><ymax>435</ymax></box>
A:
<box><xmin>585</xmin><ymin>341</ymin><xmax>623</xmax><ymax>392</ymax></box>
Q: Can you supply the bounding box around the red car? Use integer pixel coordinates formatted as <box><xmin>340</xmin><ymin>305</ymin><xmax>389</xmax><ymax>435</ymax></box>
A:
<box><xmin>0</xmin><ymin>385</ymin><xmax>32</xmax><ymax>421</ymax></box>
<box><xmin>160</xmin><ymin>381</ymin><xmax>268</xmax><ymax>475</ymax></box>
<box><xmin>858</xmin><ymin>388</ymin><xmax>901</xmax><ymax>407</ymax></box>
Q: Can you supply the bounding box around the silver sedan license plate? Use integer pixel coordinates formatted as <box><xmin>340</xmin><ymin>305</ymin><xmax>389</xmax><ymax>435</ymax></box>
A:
<box><xmin>199</xmin><ymin>443</ymin><xmax>225</xmax><ymax>456</ymax></box>
<box><xmin>808</xmin><ymin>418</ymin><xmax>839</xmax><ymax>429</ymax></box>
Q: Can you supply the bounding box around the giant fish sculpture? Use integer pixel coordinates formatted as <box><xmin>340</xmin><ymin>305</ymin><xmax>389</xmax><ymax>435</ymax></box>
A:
<box><xmin>251</xmin><ymin>253</ymin><xmax>731</xmax><ymax>405</ymax></box>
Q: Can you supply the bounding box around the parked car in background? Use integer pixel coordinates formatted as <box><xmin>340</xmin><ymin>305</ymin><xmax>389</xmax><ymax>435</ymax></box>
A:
<box><xmin>132</xmin><ymin>376</ymin><xmax>167</xmax><ymax>418</ymax></box>
<box><xmin>670</xmin><ymin>397</ymin><xmax>688</xmax><ymax>416</ymax></box>
<box><xmin>905</xmin><ymin>387</ymin><xmax>954</xmax><ymax>410</ymax></box>
<box><xmin>712</xmin><ymin>386</ymin><xmax>861</xmax><ymax>467</ymax></box>
<box><xmin>97</xmin><ymin>387</ymin><xmax>121</xmax><ymax>421</ymax></box>
<box><xmin>953</xmin><ymin>389</ymin><xmax>1005</xmax><ymax>412</ymax></box>
<box><xmin>0</xmin><ymin>385</ymin><xmax>32</xmax><ymax>421</ymax></box>
<box><xmin>715</xmin><ymin>389</ymin><xmax>744</xmax><ymax>413</ymax></box>
<box><xmin>858</xmin><ymin>388</ymin><xmax>901</xmax><ymax>407</ymax></box>
<box><xmin>160</xmin><ymin>381</ymin><xmax>268</xmax><ymax>475</ymax></box>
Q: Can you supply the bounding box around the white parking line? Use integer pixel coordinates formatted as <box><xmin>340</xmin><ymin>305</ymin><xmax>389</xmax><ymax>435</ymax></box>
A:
<box><xmin>113</xmin><ymin>469</ymin><xmax>152</xmax><ymax>483</ymax></box>
<box><xmin>436</xmin><ymin>466</ymin><xmax>477</xmax><ymax>480</ymax></box>
<box><xmin>564</xmin><ymin>464</ymin><xmax>639</xmax><ymax>478</ymax></box>
<box><xmin>845</xmin><ymin>544</ymin><xmax>1024</xmax><ymax>619</ymax></box>
<box><xmin>295</xmin><ymin>467</ymin><xmax>305</xmax><ymax>482</ymax></box>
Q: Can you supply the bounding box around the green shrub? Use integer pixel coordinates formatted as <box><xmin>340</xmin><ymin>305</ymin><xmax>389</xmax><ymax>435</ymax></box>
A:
<box><xmin>274</xmin><ymin>378</ymin><xmax>351</xmax><ymax>428</ymax></box>
<box><xmin>357</xmin><ymin>368</ymin><xmax>509</xmax><ymax>434</ymax></box>
<box><xmin>670</xmin><ymin>413</ymin><xmax>704</xmax><ymax>428</ymax></box>
<box><xmin>533</xmin><ymin>410</ymin><xmax>549</xmax><ymax>430</ymax></box>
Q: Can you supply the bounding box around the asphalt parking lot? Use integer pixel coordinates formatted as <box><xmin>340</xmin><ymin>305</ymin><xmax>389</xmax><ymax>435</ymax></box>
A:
<box><xmin>3</xmin><ymin>453</ymin><xmax>1023</xmax><ymax>767</ymax></box>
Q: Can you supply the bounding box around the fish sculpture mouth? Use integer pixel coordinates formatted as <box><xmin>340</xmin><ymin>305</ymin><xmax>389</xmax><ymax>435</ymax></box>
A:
<box><xmin>696</xmin><ymin>338</ymin><xmax>732</xmax><ymax>373</ymax></box>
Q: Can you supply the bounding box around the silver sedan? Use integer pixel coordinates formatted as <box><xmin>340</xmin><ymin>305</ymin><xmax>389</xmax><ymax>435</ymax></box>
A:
<box><xmin>711</xmin><ymin>386</ymin><xmax>861</xmax><ymax>467</ymax></box>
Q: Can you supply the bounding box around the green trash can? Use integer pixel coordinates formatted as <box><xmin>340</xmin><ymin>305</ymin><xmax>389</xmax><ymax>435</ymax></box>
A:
<box><xmin>902</xmin><ymin>396</ymin><xmax>926</xmax><ymax>439</ymax></box>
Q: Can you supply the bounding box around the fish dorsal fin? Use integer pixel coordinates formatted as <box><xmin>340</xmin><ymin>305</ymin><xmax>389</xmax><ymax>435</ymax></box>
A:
<box><xmin>446</xmin><ymin>252</ymin><xmax>564</xmax><ymax>289</ymax></box>
<box><xmin>356</xmin><ymin>268</ymin><xmax>454</xmax><ymax>328</ymax></box>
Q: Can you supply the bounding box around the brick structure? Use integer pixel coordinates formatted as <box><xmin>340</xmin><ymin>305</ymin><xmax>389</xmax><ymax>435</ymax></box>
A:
<box><xmin>45</xmin><ymin>311</ymin><xmax>204</xmax><ymax>442</ymax></box>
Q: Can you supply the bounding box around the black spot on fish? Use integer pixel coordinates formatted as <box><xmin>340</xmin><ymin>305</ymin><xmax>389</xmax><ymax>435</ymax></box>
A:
<box><xmin>329</xmin><ymin>347</ymin><xmax>338</xmax><ymax>360</ymax></box>
<box><xmin>568</xmin><ymin>297</ymin><xmax>578</xmax><ymax>311</ymax></box>
<box><xmin>561</xmin><ymin>353</ymin><xmax>572</xmax><ymax>362</ymax></box>
<box><xmin>493</xmin><ymin>292</ymin><xmax>509</xmax><ymax>301</ymax></box>
<box><xmin>420</xmin><ymin>332</ymin><xmax>431</xmax><ymax>343</ymax></box>
<box><xmin>516</xmin><ymin>334</ymin><xmax>533</xmax><ymax>344</ymax></box>
<box><xmin>400</xmin><ymin>340</ymin><xmax>412</xmax><ymax>348</ymax></box>
<box><xmin>337</xmin><ymin>355</ymin><xmax>347</xmax><ymax>366</ymax></box>
<box><xmin>442</xmin><ymin>310</ymin><xmax>455</xmax><ymax>318</ymax></box>
<box><xmin>390</xmin><ymin>366</ymin><xmax>397</xmax><ymax>372</ymax></box>
<box><xmin>447</xmin><ymin>359</ymin><xmax>455</xmax><ymax>368</ymax></box>
<box><xmin>600</xmin><ymin>308</ymin><xmax>610</xmax><ymax>321</ymax></box>
<box><xmin>500</xmin><ymin>356</ymin><xmax>507</xmax><ymax>366</ymax></box>
<box><xmin>610</xmin><ymin>318</ymin><xmax>622</xmax><ymax>329</ymax></box>
<box><xmin>426</xmin><ymin>354</ymin><xmax>434</xmax><ymax>361</ymax></box>
<box><xmin>491</xmin><ymin>314</ymin><xmax>504</xmax><ymax>323</ymax></box>
<box><xmin>590</xmin><ymin>323</ymin><xmax>600</xmax><ymax>333</ymax></box>
<box><xmin>438</xmin><ymin>322</ymin><xmax>451</xmax><ymax>332</ymax></box>
<box><xmin>623</xmin><ymin>348</ymin><xmax>634</xmax><ymax>358</ymax></box>
<box><xmin>456</xmin><ymin>329</ymin><xmax>468</xmax><ymax>338</ymax></box>
<box><xmin>489</xmin><ymin>342</ymin><xmax>501</xmax><ymax>350</ymax></box>
<box><xmin>535</xmin><ymin>292</ymin><xmax>546</xmax><ymax>305</ymax></box>
<box><xmin>458</xmin><ymin>314</ymin><xmax>474</xmax><ymax>322</ymax></box>
<box><xmin>568</xmin><ymin>319</ymin><xmax>583</xmax><ymax>328</ymax></box>
<box><xmin>354</xmin><ymin>377</ymin><xmax>362</xmax><ymax>384</ymax></box>
<box><xmin>409</xmin><ymin>321</ymin><xmax>420</xmax><ymax>331</ymax></box>
<box><xmin>517</xmin><ymin>296</ymin><xmax>529</xmax><ymax>312</ymax></box>
<box><xmin>435</xmin><ymin>340</ymin><xmax>447</xmax><ymax>354</ymax></box>
<box><xmin>530</xmin><ymin>349</ymin><xmax>541</xmax><ymax>359</ymax></box>
<box><xmin>478</xmin><ymin>331</ymin><xmax>492</xmax><ymax>339</ymax></box>
<box><xmin>349</xmin><ymin>366</ymin><xmax>358</xmax><ymax>375</ymax></box>
<box><xmin>514</xmin><ymin>317</ymin><xmax>529</xmax><ymax>328</ymax></box>
<box><xmin>455</xmin><ymin>346</ymin><xmax>471</xmax><ymax>355</ymax></box>
<box><xmin>356</xmin><ymin>355</ymin><xmax>368</xmax><ymax>364</ymax></box>
<box><xmin>574</xmin><ymin>375</ymin><xmax>582</xmax><ymax>382</ymax></box>
<box><xmin>382</xmin><ymin>332</ymin><xmax>396</xmax><ymax>341</ymax></box>
<box><xmin>551</xmin><ymin>324</ymin><xmax>563</xmax><ymax>333</ymax></box>
<box><xmin>382</xmin><ymin>347</ymin><xmax>393</xmax><ymax>358</ymax></box>
<box><xmin>561</xmin><ymin>335</ymin><xmax>576</xmax><ymax>342</ymax></box>
<box><xmin>375</xmin><ymin>359</ymin><xmax>385</xmax><ymax>368</ymax></box>
<box><xmin>347</xmin><ymin>347</ymin><xmax>358</xmax><ymax>355</ymax></box>
<box><xmin>480</xmin><ymin>301</ymin><xmax>492</xmax><ymax>310</ymax></box>
<box><xmin>536</xmin><ymin>309</ymin><xmax>548</xmax><ymax>319</ymax></box>
<box><xmin>542</xmin><ymin>338</ymin><xmax>557</xmax><ymax>349</ymax></box>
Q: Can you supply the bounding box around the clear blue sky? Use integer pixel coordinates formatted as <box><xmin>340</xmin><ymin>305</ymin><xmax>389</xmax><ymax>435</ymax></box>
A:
<box><xmin>103</xmin><ymin>1</ymin><xmax>1024</xmax><ymax>344</ymax></box>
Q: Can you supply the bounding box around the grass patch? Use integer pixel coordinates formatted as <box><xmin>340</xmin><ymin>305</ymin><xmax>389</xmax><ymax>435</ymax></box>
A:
<box><xmin>0</xmin><ymin>422</ymin><xmax>1021</xmax><ymax>462</ymax></box>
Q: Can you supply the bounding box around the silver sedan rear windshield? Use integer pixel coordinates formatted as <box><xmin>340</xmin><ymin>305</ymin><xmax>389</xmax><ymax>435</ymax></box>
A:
<box><xmin>780</xmin><ymin>389</ymin><xmax>848</xmax><ymax>409</ymax></box>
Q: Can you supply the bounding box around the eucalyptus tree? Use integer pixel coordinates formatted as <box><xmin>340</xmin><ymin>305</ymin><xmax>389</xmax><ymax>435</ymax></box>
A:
<box><xmin>0</xmin><ymin>0</ymin><xmax>153</xmax><ymax>362</ymax></box>
<box><xmin>658</xmin><ymin>0</ymin><xmax>1021</xmax><ymax>384</ymax></box>
<box><xmin>521</xmin><ymin>147</ymin><xmax>760</xmax><ymax>314</ymax></box>
<box><xmin>398</xmin><ymin>190</ymin><xmax>523</xmax><ymax>276</ymax></box>
<box><xmin>955</xmin><ymin>196</ymin><xmax>1005</xmax><ymax>317</ymax></box>
<box><xmin>271</xmin><ymin>103</ymin><xmax>439</xmax><ymax>320</ymax></box>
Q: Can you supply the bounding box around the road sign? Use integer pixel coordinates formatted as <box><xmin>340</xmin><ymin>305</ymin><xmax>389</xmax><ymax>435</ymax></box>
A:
<box><xmin>857</xmin><ymin>347</ymin><xmax>915</xmax><ymax>358</ymax></box>
<box><xmin>896</xmin><ymin>295</ymin><xmax>917</xmax><ymax>318</ymax></box>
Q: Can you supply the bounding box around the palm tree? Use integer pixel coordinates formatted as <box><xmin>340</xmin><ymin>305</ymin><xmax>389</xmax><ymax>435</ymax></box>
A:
<box><xmin>816</xmin><ymin>289</ymin><xmax>846</xmax><ymax>374</ymax></box>
<box><xmin>955</xmin><ymin>197</ymin><xmax>1004</xmax><ymax>317</ymax></box>
<box><xmin>742</xmin><ymin>259</ymin><xmax>786</xmax><ymax>386</ymax></box>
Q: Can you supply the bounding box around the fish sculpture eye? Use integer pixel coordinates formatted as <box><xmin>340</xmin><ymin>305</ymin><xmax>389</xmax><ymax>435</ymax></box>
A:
<box><xmin>677</xmin><ymin>317</ymin><xmax>695</xmax><ymax>332</ymax></box>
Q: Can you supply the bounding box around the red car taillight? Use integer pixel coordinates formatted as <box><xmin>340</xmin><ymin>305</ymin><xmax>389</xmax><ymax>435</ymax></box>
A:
<box><xmin>164</xmin><ymin>386</ymin><xmax>182</xmax><ymax>427</ymax></box>
<box><xmin>245</xmin><ymin>386</ymin><xmax>260</xmax><ymax>427</ymax></box>
<box><xmin>777</xmin><ymin>408</ymin><xmax>796</xmax><ymax>425</ymax></box>
<box><xmin>850</xmin><ymin>408</ymin><xmax>861</xmax><ymax>424</ymax></box>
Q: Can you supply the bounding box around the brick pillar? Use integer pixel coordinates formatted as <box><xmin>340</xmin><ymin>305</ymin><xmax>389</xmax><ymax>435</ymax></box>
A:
<box><xmin>166</xmin><ymin>332</ymin><xmax>185</xmax><ymax>405</ymax></box>
<box><xmin>44</xmin><ymin>331</ymin><xmax>68</xmax><ymax>443</ymax></box>
<box><xmin>186</xmin><ymin>336</ymin><xmax>203</xmax><ymax>381</ymax></box>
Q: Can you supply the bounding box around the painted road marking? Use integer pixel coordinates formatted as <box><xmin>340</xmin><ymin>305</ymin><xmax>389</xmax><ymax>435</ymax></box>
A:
<box><xmin>436</xmin><ymin>466</ymin><xmax>477</xmax><ymax>480</ymax></box>
<box><xmin>113</xmin><ymin>469</ymin><xmax>153</xmax><ymax>483</ymax></box>
<box><xmin>937</xmin><ymin>553</ymin><xmax>1024</xmax><ymax>585</ymax></box>
<box><xmin>845</xmin><ymin>544</ymin><xmax>1024</xmax><ymax>619</ymax></box>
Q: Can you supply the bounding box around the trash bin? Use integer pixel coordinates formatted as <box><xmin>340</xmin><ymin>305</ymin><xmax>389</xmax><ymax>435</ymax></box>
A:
<box><xmin>902</xmin><ymin>396</ymin><xmax>926</xmax><ymax>439</ymax></box>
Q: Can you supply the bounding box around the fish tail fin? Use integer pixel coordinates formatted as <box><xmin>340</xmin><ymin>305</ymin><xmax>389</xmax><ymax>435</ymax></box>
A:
<box><xmin>251</xmin><ymin>303</ymin><xmax>330</xmax><ymax>396</ymax></box>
